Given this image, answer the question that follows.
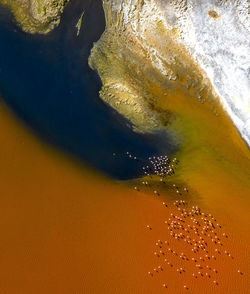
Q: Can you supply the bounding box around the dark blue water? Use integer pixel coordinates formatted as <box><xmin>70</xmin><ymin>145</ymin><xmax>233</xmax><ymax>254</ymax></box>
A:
<box><xmin>0</xmin><ymin>0</ymin><xmax>177</xmax><ymax>179</ymax></box>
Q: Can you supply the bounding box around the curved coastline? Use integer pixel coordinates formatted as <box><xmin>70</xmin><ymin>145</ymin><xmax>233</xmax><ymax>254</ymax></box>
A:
<box><xmin>90</xmin><ymin>0</ymin><xmax>250</xmax><ymax>147</ymax></box>
<box><xmin>0</xmin><ymin>0</ymin><xmax>69</xmax><ymax>34</ymax></box>
<box><xmin>0</xmin><ymin>0</ymin><xmax>178</xmax><ymax>180</ymax></box>
<box><xmin>0</xmin><ymin>2</ymin><xmax>249</xmax><ymax>293</ymax></box>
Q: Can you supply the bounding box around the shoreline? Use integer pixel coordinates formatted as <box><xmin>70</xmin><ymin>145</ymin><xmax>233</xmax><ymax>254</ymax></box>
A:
<box><xmin>0</xmin><ymin>1</ymin><xmax>177</xmax><ymax>180</ymax></box>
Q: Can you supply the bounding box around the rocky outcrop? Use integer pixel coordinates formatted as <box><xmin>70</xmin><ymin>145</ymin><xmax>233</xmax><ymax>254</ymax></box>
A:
<box><xmin>89</xmin><ymin>0</ymin><xmax>249</xmax><ymax>146</ymax></box>
<box><xmin>89</xmin><ymin>0</ymin><xmax>220</xmax><ymax>134</ymax></box>
<box><xmin>0</xmin><ymin>0</ymin><xmax>69</xmax><ymax>34</ymax></box>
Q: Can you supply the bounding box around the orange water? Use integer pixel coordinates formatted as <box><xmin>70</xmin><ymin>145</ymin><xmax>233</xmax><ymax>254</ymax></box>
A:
<box><xmin>0</xmin><ymin>102</ymin><xmax>249</xmax><ymax>294</ymax></box>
